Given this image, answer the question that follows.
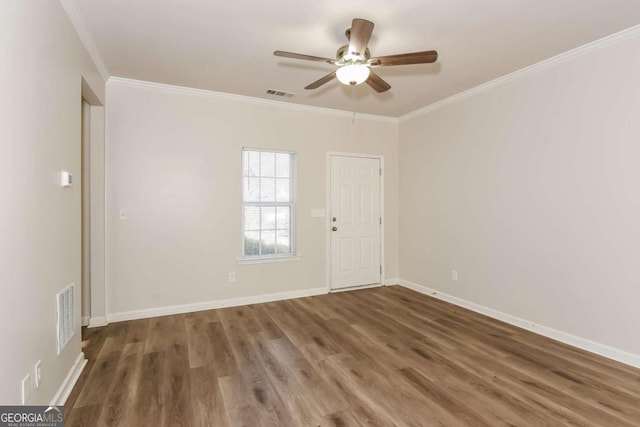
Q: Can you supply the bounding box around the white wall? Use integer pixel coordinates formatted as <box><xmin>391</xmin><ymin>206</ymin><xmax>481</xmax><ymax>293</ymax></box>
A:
<box><xmin>399</xmin><ymin>33</ymin><xmax>640</xmax><ymax>357</ymax></box>
<box><xmin>0</xmin><ymin>1</ymin><xmax>104</xmax><ymax>404</ymax></box>
<box><xmin>105</xmin><ymin>80</ymin><xmax>398</xmax><ymax>317</ymax></box>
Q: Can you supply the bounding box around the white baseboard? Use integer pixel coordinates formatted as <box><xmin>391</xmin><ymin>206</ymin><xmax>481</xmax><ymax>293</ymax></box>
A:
<box><xmin>399</xmin><ymin>279</ymin><xmax>640</xmax><ymax>369</ymax></box>
<box><xmin>330</xmin><ymin>283</ymin><xmax>384</xmax><ymax>293</ymax></box>
<box><xmin>88</xmin><ymin>316</ymin><xmax>108</xmax><ymax>328</ymax></box>
<box><xmin>107</xmin><ymin>287</ymin><xmax>328</xmax><ymax>323</ymax></box>
<box><xmin>50</xmin><ymin>352</ymin><xmax>87</xmax><ymax>406</ymax></box>
<box><xmin>384</xmin><ymin>278</ymin><xmax>400</xmax><ymax>286</ymax></box>
<box><xmin>81</xmin><ymin>316</ymin><xmax>89</xmax><ymax>327</ymax></box>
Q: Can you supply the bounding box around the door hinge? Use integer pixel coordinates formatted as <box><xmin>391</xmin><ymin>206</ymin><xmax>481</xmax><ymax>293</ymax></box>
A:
<box><xmin>380</xmin><ymin>265</ymin><xmax>382</xmax><ymax>273</ymax></box>
<box><xmin>379</xmin><ymin>168</ymin><xmax>382</xmax><ymax>176</ymax></box>
<box><xmin>380</xmin><ymin>217</ymin><xmax>382</xmax><ymax>225</ymax></box>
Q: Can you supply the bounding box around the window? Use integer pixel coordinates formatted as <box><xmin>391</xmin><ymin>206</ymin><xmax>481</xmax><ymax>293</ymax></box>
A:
<box><xmin>242</xmin><ymin>148</ymin><xmax>295</xmax><ymax>259</ymax></box>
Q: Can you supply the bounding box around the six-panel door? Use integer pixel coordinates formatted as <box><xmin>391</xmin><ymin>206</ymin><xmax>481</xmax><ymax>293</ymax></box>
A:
<box><xmin>330</xmin><ymin>155</ymin><xmax>381</xmax><ymax>289</ymax></box>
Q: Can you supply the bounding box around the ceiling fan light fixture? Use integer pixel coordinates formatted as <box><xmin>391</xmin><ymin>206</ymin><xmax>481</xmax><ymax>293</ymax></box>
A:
<box><xmin>336</xmin><ymin>64</ymin><xmax>370</xmax><ymax>86</ymax></box>
<box><xmin>274</xmin><ymin>18</ymin><xmax>437</xmax><ymax>93</ymax></box>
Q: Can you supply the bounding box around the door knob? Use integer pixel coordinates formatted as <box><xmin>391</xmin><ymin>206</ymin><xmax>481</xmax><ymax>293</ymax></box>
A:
<box><xmin>332</xmin><ymin>226</ymin><xmax>338</xmax><ymax>231</ymax></box>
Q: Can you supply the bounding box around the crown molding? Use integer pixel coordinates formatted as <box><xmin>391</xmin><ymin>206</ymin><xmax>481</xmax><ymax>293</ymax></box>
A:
<box><xmin>400</xmin><ymin>24</ymin><xmax>640</xmax><ymax>122</ymax></box>
<box><xmin>59</xmin><ymin>0</ymin><xmax>110</xmax><ymax>81</ymax></box>
<box><xmin>107</xmin><ymin>77</ymin><xmax>398</xmax><ymax>123</ymax></box>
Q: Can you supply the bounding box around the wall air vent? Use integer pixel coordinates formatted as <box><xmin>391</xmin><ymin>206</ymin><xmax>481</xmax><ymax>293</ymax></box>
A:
<box><xmin>266</xmin><ymin>89</ymin><xmax>296</xmax><ymax>98</ymax></box>
<box><xmin>56</xmin><ymin>283</ymin><xmax>76</xmax><ymax>354</ymax></box>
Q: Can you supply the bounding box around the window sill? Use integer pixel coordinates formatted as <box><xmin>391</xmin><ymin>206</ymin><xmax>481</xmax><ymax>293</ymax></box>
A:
<box><xmin>236</xmin><ymin>255</ymin><xmax>302</xmax><ymax>265</ymax></box>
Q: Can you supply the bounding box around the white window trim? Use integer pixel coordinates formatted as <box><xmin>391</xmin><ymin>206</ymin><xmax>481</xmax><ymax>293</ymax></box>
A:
<box><xmin>240</xmin><ymin>148</ymin><xmax>297</xmax><ymax>261</ymax></box>
<box><xmin>236</xmin><ymin>255</ymin><xmax>302</xmax><ymax>265</ymax></box>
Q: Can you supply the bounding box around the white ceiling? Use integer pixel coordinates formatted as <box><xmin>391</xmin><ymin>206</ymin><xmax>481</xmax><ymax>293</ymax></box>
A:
<box><xmin>73</xmin><ymin>0</ymin><xmax>640</xmax><ymax>117</ymax></box>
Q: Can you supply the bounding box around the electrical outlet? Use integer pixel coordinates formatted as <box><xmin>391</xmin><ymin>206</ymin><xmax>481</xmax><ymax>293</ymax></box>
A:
<box><xmin>228</xmin><ymin>272</ymin><xmax>236</xmax><ymax>283</ymax></box>
<box><xmin>451</xmin><ymin>270</ymin><xmax>458</xmax><ymax>281</ymax></box>
<box><xmin>21</xmin><ymin>374</ymin><xmax>30</xmax><ymax>404</ymax></box>
<box><xmin>34</xmin><ymin>361</ymin><xmax>42</xmax><ymax>388</ymax></box>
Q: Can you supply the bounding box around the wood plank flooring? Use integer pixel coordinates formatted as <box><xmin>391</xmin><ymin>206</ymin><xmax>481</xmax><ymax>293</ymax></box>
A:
<box><xmin>64</xmin><ymin>286</ymin><xmax>640</xmax><ymax>426</ymax></box>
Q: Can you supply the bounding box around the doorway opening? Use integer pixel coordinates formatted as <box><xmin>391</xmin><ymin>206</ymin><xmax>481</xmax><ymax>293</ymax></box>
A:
<box><xmin>81</xmin><ymin>78</ymin><xmax>106</xmax><ymax>327</ymax></box>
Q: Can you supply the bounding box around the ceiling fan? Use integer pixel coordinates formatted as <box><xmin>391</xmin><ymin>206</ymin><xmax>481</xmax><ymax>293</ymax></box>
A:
<box><xmin>274</xmin><ymin>18</ymin><xmax>438</xmax><ymax>93</ymax></box>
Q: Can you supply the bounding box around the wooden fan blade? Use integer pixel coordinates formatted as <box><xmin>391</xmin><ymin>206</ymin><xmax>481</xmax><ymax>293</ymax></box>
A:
<box><xmin>369</xmin><ymin>50</ymin><xmax>438</xmax><ymax>67</ymax></box>
<box><xmin>348</xmin><ymin>18</ymin><xmax>374</xmax><ymax>56</ymax></box>
<box><xmin>274</xmin><ymin>51</ymin><xmax>336</xmax><ymax>65</ymax></box>
<box><xmin>305</xmin><ymin>71</ymin><xmax>337</xmax><ymax>89</ymax></box>
<box><xmin>366</xmin><ymin>70</ymin><xmax>391</xmax><ymax>93</ymax></box>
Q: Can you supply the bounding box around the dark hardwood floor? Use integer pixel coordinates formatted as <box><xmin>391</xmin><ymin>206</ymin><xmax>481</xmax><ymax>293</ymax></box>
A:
<box><xmin>64</xmin><ymin>285</ymin><xmax>640</xmax><ymax>426</ymax></box>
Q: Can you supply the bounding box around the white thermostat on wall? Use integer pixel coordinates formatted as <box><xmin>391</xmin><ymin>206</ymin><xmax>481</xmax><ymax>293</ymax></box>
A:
<box><xmin>61</xmin><ymin>171</ymin><xmax>72</xmax><ymax>187</ymax></box>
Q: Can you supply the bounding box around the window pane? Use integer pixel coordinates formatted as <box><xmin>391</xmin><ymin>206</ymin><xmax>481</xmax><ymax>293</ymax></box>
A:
<box><xmin>275</xmin><ymin>178</ymin><xmax>290</xmax><ymax>202</ymax></box>
<box><xmin>244</xmin><ymin>231</ymin><xmax>260</xmax><ymax>256</ymax></box>
<box><xmin>261</xmin><ymin>230</ymin><xmax>276</xmax><ymax>255</ymax></box>
<box><xmin>276</xmin><ymin>206</ymin><xmax>290</xmax><ymax>230</ymax></box>
<box><xmin>260</xmin><ymin>151</ymin><xmax>275</xmax><ymax>177</ymax></box>
<box><xmin>276</xmin><ymin>230</ymin><xmax>290</xmax><ymax>254</ymax></box>
<box><xmin>247</xmin><ymin>151</ymin><xmax>260</xmax><ymax>177</ymax></box>
<box><xmin>242</xmin><ymin>149</ymin><xmax>295</xmax><ymax>259</ymax></box>
<box><xmin>244</xmin><ymin>206</ymin><xmax>260</xmax><ymax>231</ymax></box>
<box><xmin>242</xmin><ymin>150</ymin><xmax>248</xmax><ymax>176</ymax></box>
<box><xmin>261</xmin><ymin>207</ymin><xmax>276</xmax><ymax>229</ymax></box>
<box><xmin>243</xmin><ymin>177</ymin><xmax>259</xmax><ymax>202</ymax></box>
<box><xmin>276</xmin><ymin>153</ymin><xmax>290</xmax><ymax>178</ymax></box>
<box><xmin>260</xmin><ymin>178</ymin><xmax>275</xmax><ymax>202</ymax></box>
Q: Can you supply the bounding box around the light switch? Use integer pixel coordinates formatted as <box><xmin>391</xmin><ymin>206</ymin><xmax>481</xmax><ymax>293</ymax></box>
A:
<box><xmin>60</xmin><ymin>171</ymin><xmax>72</xmax><ymax>187</ymax></box>
<box><xmin>311</xmin><ymin>208</ymin><xmax>325</xmax><ymax>218</ymax></box>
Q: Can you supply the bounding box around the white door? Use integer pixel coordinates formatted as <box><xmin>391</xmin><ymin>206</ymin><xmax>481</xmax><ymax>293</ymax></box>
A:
<box><xmin>330</xmin><ymin>155</ymin><xmax>381</xmax><ymax>290</ymax></box>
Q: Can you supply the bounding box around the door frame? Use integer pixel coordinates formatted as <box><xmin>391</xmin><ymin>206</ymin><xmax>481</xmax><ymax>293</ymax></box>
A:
<box><xmin>81</xmin><ymin>78</ymin><xmax>107</xmax><ymax>328</ymax></box>
<box><xmin>325</xmin><ymin>152</ymin><xmax>385</xmax><ymax>292</ymax></box>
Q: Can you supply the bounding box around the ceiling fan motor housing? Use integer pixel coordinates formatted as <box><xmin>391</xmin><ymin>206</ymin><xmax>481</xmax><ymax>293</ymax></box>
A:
<box><xmin>336</xmin><ymin>45</ymin><xmax>371</xmax><ymax>65</ymax></box>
